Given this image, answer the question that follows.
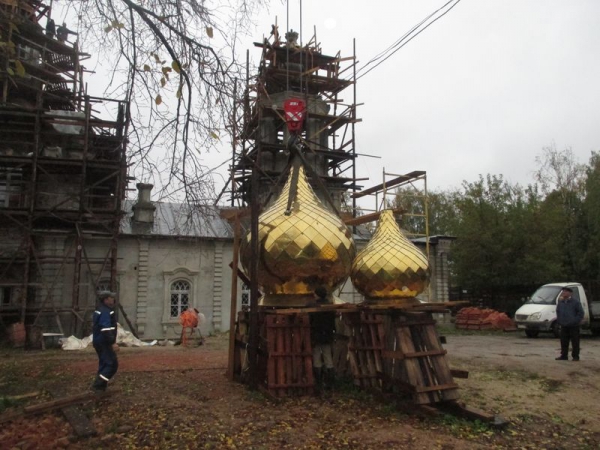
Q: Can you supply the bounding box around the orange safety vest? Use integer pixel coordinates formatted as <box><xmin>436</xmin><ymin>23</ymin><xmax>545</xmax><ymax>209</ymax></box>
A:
<box><xmin>179</xmin><ymin>309</ymin><xmax>199</xmax><ymax>328</ymax></box>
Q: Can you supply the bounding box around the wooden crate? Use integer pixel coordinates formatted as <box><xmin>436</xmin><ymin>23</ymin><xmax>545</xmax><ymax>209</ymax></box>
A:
<box><xmin>346</xmin><ymin>310</ymin><xmax>460</xmax><ymax>405</ymax></box>
<box><xmin>264</xmin><ymin>314</ymin><xmax>314</xmax><ymax>397</ymax></box>
<box><xmin>345</xmin><ymin>311</ymin><xmax>385</xmax><ymax>389</ymax></box>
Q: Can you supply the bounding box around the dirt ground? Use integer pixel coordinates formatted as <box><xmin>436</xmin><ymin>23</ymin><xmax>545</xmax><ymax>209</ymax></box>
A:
<box><xmin>1</xmin><ymin>329</ymin><xmax>599</xmax><ymax>449</ymax></box>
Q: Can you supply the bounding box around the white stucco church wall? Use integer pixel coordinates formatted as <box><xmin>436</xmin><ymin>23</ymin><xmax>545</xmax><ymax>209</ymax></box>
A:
<box><xmin>61</xmin><ymin>184</ymin><xmax>454</xmax><ymax>340</ymax></box>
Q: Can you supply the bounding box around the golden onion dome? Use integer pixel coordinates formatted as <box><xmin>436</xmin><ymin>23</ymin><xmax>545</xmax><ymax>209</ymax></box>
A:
<box><xmin>351</xmin><ymin>209</ymin><xmax>430</xmax><ymax>304</ymax></box>
<box><xmin>240</xmin><ymin>164</ymin><xmax>355</xmax><ymax>306</ymax></box>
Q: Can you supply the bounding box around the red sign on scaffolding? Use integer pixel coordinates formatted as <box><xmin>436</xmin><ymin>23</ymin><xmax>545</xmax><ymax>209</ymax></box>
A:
<box><xmin>283</xmin><ymin>98</ymin><xmax>306</xmax><ymax>133</ymax></box>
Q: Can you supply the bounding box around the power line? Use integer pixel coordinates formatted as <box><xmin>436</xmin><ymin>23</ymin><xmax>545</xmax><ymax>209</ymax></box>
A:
<box><xmin>356</xmin><ymin>0</ymin><xmax>462</xmax><ymax>80</ymax></box>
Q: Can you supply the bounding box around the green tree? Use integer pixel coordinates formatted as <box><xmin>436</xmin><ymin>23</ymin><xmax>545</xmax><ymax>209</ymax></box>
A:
<box><xmin>583</xmin><ymin>151</ymin><xmax>600</xmax><ymax>281</ymax></box>
<box><xmin>451</xmin><ymin>175</ymin><xmax>562</xmax><ymax>293</ymax></box>
<box><xmin>534</xmin><ymin>144</ymin><xmax>588</xmax><ymax>280</ymax></box>
<box><xmin>391</xmin><ymin>187</ymin><xmax>460</xmax><ymax>236</ymax></box>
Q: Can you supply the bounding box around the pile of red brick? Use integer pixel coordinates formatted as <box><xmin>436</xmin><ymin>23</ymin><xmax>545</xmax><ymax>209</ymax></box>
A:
<box><xmin>455</xmin><ymin>307</ymin><xmax>515</xmax><ymax>331</ymax></box>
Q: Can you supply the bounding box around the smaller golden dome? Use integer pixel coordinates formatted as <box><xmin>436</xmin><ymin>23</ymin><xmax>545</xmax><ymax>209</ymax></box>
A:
<box><xmin>351</xmin><ymin>209</ymin><xmax>430</xmax><ymax>303</ymax></box>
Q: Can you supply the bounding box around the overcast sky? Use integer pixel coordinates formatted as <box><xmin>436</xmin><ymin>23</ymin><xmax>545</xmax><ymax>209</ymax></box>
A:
<box><xmin>201</xmin><ymin>0</ymin><xmax>600</xmax><ymax>208</ymax></box>
<box><xmin>59</xmin><ymin>1</ymin><xmax>600</xmax><ymax>206</ymax></box>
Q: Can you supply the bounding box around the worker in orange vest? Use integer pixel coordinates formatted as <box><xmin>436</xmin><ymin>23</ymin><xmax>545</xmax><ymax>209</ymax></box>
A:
<box><xmin>179</xmin><ymin>308</ymin><xmax>203</xmax><ymax>347</ymax></box>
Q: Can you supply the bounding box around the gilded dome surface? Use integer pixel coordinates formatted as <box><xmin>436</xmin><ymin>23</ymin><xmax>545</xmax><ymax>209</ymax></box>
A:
<box><xmin>240</xmin><ymin>164</ymin><xmax>355</xmax><ymax>300</ymax></box>
<box><xmin>351</xmin><ymin>209</ymin><xmax>430</xmax><ymax>301</ymax></box>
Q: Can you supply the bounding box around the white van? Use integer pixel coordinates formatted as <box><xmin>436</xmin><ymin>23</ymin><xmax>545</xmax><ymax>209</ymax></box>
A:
<box><xmin>514</xmin><ymin>282</ymin><xmax>598</xmax><ymax>338</ymax></box>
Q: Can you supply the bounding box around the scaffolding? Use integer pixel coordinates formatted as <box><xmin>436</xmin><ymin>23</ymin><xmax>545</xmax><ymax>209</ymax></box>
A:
<box><xmin>0</xmin><ymin>0</ymin><xmax>127</xmax><ymax>337</ymax></box>
<box><xmin>351</xmin><ymin>169</ymin><xmax>430</xmax><ymax>255</ymax></box>
<box><xmin>220</xmin><ymin>27</ymin><xmax>361</xmax><ymax>212</ymax></box>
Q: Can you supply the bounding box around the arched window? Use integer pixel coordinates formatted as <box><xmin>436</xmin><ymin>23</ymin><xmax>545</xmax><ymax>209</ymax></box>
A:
<box><xmin>170</xmin><ymin>280</ymin><xmax>190</xmax><ymax>318</ymax></box>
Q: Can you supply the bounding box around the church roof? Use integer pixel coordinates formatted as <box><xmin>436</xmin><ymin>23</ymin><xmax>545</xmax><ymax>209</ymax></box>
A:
<box><xmin>121</xmin><ymin>200</ymin><xmax>233</xmax><ymax>239</ymax></box>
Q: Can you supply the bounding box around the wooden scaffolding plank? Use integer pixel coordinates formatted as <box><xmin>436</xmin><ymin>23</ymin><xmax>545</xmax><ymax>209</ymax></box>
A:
<box><xmin>394</xmin><ymin>315</ymin><xmax>431</xmax><ymax>404</ymax></box>
<box><xmin>264</xmin><ymin>313</ymin><xmax>314</xmax><ymax>397</ymax></box>
<box><xmin>420</xmin><ymin>320</ymin><xmax>460</xmax><ymax>401</ymax></box>
<box><xmin>301</xmin><ymin>314</ymin><xmax>314</xmax><ymax>394</ymax></box>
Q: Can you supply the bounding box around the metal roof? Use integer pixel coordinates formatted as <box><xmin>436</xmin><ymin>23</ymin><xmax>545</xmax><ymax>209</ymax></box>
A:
<box><xmin>121</xmin><ymin>200</ymin><xmax>233</xmax><ymax>239</ymax></box>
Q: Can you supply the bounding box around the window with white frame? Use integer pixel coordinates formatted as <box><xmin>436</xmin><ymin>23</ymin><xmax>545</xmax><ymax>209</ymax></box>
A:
<box><xmin>170</xmin><ymin>280</ymin><xmax>190</xmax><ymax>318</ymax></box>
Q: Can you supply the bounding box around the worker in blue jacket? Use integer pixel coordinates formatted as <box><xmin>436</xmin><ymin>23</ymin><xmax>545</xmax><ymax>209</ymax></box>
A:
<box><xmin>92</xmin><ymin>291</ymin><xmax>119</xmax><ymax>391</ymax></box>
<box><xmin>555</xmin><ymin>286</ymin><xmax>585</xmax><ymax>361</ymax></box>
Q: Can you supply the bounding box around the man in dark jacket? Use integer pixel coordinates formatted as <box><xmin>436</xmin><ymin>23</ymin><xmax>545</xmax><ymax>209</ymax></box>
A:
<box><xmin>92</xmin><ymin>291</ymin><xmax>119</xmax><ymax>391</ymax></box>
<box><xmin>555</xmin><ymin>286</ymin><xmax>584</xmax><ymax>361</ymax></box>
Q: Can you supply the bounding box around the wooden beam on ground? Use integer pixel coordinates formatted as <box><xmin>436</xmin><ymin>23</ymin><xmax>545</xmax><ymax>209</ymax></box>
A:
<box><xmin>23</xmin><ymin>391</ymin><xmax>112</xmax><ymax>416</ymax></box>
<box><xmin>436</xmin><ymin>401</ymin><xmax>509</xmax><ymax>429</ymax></box>
<box><xmin>48</xmin><ymin>387</ymin><xmax>97</xmax><ymax>438</ymax></box>
<box><xmin>4</xmin><ymin>392</ymin><xmax>41</xmax><ymax>401</ymax></box>
<box><xmin>351</xmin><ymin>170</ymin><xmax>426</xmax><ymax>199</ymax></box>
<box><xmin>343</xmin><ymin>207</ymin><xmax>405</xmax><ymax>227</ymax></box>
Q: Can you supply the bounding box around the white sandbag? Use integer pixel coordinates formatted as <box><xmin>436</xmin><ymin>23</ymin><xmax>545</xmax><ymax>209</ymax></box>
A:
<box><xmin>61</xmin><ymin>324</ymin><xmax>156</xmax><ymax>350</ymax></box>
<box><xmin>61</xmin><ymin>334</ymin><xmax>92</xmax><ymax>350</ymax></box>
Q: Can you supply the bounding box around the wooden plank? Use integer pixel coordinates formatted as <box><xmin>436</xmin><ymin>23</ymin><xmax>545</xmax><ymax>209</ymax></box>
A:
<box><xmin>351</xmin><ymin>170</ymin><xmax>426</xmax><ymax>198</ymax></box>
<box><xmin>361</xmin><ymin>315</ymin><xmax>378</xmax><ymax>388</ymax></box>
<box><xmin>293</xmin><ymin>316</ymin><xmax>303</xmax><ymax>388</ymax></box>
<box><xmin>438</xmin><ymin>401</ymin><xmax>509</xmax><ymax>428</ymax></box>
<box><xmin>284</xmin><ymin>317</ymin><xmax>293</xmax><ymax>392</ymax></box>
<box><xmin>267</xmin><ymin>351</ymin><xmax>312</xmax><ymax>357</ymax></box>
<box><xmin>395</xmin><ymin>317</ymin><xmax>430</xmax><ymax>404</ymax></box>
<box><xmin>355</xmin><ymin>316</ymin><xmax>371</xmax><ymax>388</ymax></box>
<box><xmin>276</xmin><ymin>317</ymin><xmax>286</xmax><ymax>397</ymax></box>
<box><xmin>301</xmin><ymin>315</ymin><xmax>314</xmax><ymax>394</ymax></box>
<box><xmin>421</xmin><ymin>322</ymin><xmax>460</xmax><ymax>401</ymax></box>
<box><xmin>48</xmin><ymin>387</ymin><xmax>98</xmax><ymax>438</ymax></box>
<box><xmin>414</xmin><ymin>383</ymin><xmax>460</xmax><ymax>393</ymax></box>
<box><xmin>266</xmin><ymin>316</ymin><xmax>277</xmax><ymax>395</ymax></box>
<box><xmin>370</xmin><ymin>314</ymin><xmax>384</xmax><ymax>376</ymax></box>
<box><xmin>343</xmin><ymin>207</ymin><xmax>405</xmax><ymax>227</ymax></box>
<box><xmin>410</xmin><ymin>319</ymin><xmax>441</xmax><ymax>404</ymax></box>
<box><xmin>4</xmin><ymin>392</ymin><xmax>41</xmax><ymax>401</ymax></box>
<box><xmin>60</xmin><ymin>404</ymin><xmax>97</xmax><ymax>438</ymax></box>
<box><xmin>23</xmin><ymin>391</ymin><xmax>112</xmax><ymax>415</ymax></box>
<box><xmin>382</xmin><ymin>349</ymin><xmax>447</xmax><ymax>359</ymax></box>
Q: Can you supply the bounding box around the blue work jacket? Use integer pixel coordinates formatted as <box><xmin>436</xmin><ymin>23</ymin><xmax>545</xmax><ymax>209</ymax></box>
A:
<box><xmin>93</xmin><ymin>303</ymin><xmax>117</xmax><ymax>345</ymax></box>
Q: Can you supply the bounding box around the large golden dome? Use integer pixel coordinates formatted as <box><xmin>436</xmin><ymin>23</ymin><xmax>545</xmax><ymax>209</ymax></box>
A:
<box><xmin>351</xmin><ymin>209</ymin><xmax>430</xmax><ymax>304</ymax></box>
<box><xmin>240</xmin><ymin>163</ymin><xmax>355</xmax><ymax>306</ymax></box>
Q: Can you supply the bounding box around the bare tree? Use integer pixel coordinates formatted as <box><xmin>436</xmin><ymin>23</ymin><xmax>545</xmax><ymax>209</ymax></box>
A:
<box><xmin>58</xmin><ymin>0</ymin><xmax>266</xmax><ymax>205</ymax></box>
<box><xmin>534</xmin><ymin>143</ymin><xmax>586</xmax><ymax>200</ymax></box>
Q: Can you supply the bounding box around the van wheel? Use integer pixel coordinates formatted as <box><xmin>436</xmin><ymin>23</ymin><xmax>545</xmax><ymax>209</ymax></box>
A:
<box><xmin>591</xmin><ymin>328</ymin><xmax>600</xmax><ymax>337</ymax></box>
<box><xmin>551</xmin><ymin>322</ymin><xmax>561</xmax><ymax>338</ymax></box>
<box><xmin>525</xmin><ymin>329</ymin><xmax>539</xmax><ymax>338</ymax></box>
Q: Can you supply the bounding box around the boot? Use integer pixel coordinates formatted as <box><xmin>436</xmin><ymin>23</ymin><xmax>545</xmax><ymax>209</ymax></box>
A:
<box><xmin>313</xmin><ymin>367</ymin><xmax>323</xmax><ymax>394</ymax></box>
<box><xmin>91</xmin><ymin>374</ymin><xmax>108</xmax><ymax>392</ymax></box>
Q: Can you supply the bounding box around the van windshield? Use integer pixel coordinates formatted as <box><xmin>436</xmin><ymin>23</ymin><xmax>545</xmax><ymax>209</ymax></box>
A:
<box><xmin>525</xmin><ymin>286</ymin><xmax>561</xmax><ymax>305</ymax></box>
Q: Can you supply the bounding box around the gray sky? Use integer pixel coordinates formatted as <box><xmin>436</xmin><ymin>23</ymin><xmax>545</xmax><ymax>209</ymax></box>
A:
<box><xmin>203</xmin><ymin>0</ymin><xmax>600</xmax><ymax>207</ymax></box>
<box><xmin>59</xmin><ymin>0</ymin><xmax>600</xmax><ymax>205</ymax></box>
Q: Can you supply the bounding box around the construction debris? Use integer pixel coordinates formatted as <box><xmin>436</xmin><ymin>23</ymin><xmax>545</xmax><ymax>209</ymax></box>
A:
<box><xmin>455</xmin><ymin>307</ymin><xmax>516</xmax><ymax>331</ymax></box>
<box><xmin>60</xmin><ymin>324</ymin><xmax>156</xmax><ymax>350</ymax></box>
